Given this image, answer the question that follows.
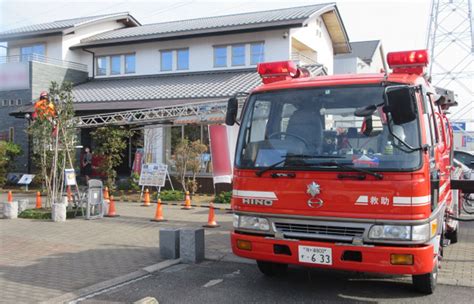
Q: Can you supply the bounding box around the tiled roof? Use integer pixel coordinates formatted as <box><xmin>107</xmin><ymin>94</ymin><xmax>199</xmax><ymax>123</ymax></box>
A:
<box><xmin>335</xmin><ymin>40</ymin><xmax>381</xmax><ymax>63</ymax></box>
<box><xmin>72</xmin><ymin>65</ymin><xmax>325</xmax><ymax>104</ymax></box>
<box><xmin>76</xmin><ymin>3</ymin><xmax>334</xmax><ymax>46</ymax></box>
<box><xmin>0</xmin><ymin>12</ymin><xmax>139</xmax><ymax>40</ymax></box>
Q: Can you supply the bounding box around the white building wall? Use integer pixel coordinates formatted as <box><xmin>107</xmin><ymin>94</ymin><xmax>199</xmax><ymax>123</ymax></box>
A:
<box><xmin>333</xmin><ymin>57</ymin><xmax>357</xmax><ymax>74</ymax></box>
<box><xmin>370</xmin><ymin>48</ymin><xmax>385</xmax><ymax>72</ymax></box>
<box><xmin>290</xmin><ymin>16</ymin><xmax>335</xmax><ymax>74</ymax></box>
<box><xmin>7</xmin><ymin>35</ymin><xmax>63</xmax><ymax>59</ymax></box>
<box><xmin>89</xmin><ymin>29</ymin><xmax>291</xmax><ymax>77</ymax></box>
<box><xmin>62</xmin><ymin>20</ymin><xmax>128</xmax><ymax>76</ymax></box>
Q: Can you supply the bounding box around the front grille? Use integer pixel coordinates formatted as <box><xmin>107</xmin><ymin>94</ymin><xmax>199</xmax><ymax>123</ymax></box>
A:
<box><xmin>274</xmin><ymin>222</ymin><xmax>365</xmax><ymax>241</ymax></box>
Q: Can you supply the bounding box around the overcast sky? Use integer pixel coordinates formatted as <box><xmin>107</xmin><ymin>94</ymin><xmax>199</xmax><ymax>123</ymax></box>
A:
<box><xmin>0</xmin><ymin>0</ymin><xmax>471</xmax><ymax>121</ymax></box>
<box><xmin>0</xmin><ymin>0</ymin><xmax>432</xmax><ymax>52</ymax></box>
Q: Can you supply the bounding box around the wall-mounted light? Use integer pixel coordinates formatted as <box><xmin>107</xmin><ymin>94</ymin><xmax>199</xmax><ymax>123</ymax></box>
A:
<box><xmin>282</xmin><ymin>32</ymin><xmax>289</xmax><ymax>39</ymax></box>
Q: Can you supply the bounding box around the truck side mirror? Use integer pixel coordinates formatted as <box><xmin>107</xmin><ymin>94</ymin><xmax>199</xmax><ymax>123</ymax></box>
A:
<box><xmin>225</xmin><ymin>97</ymin><xmax>238</xmax><ymax>126</ymax></box>
<box><xmin>384</xmin><ymin>86</ymin><xmax>417</xmax><ymax>125</ymax></box>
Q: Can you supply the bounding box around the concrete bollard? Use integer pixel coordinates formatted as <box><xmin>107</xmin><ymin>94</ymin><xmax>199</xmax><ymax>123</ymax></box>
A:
<box><xmin>18</xmin><ymin>199</ymin><xmax>29</xmax><ymax>214</ymax></box>
<box><xmin>51</xmin><ymin>196</ymin><xmax>68</xmax><ymax>222</ymax></box>
<box><xmin>179</xmin><ymin>228</ymin><xmax>205</xmax><ymax>264</ymax></box>
<box><xmin>159</xmin><ymin>228</ymin><xmax>180</xmax><ymax>259</ymax></box>
<box><xmin>3</xmin><ymin>201</ymin><xmax>18</xmax><ymax>219</ymax></box>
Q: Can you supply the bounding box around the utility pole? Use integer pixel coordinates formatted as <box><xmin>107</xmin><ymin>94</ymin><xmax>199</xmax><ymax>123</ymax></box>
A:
<box><xmin>426</xmin><ymin>0</ymin><xmax>473</xmax><ymax>121</ymax></box>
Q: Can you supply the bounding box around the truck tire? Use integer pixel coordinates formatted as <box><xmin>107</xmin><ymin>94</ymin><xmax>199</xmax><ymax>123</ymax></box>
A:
<box><xmin>257</xmin><ymin>261</ymin><xmax>288</xmax><ymax>276</ymax></box>
<box><xmin>412</xmin><ymin>260</ymin><xmax>438</xmax><ymax>294</ymax></box>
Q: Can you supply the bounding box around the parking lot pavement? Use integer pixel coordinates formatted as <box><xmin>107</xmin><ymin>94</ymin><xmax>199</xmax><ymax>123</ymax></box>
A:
<box><xmin>82</xmin><ymin>260</ymin><xmax>474</xmax><ymax>304</ymax></box>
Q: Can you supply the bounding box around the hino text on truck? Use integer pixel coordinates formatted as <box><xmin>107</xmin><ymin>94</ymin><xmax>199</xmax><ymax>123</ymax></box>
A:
<box><xmin>225</xmin><ymin>49</ymin><xmax>464</xmax><ymax>294</ymax></box>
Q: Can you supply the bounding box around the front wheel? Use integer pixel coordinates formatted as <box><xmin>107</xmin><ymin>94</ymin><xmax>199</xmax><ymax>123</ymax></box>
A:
<box><xmin>257</xmin><ymin>261</ymin><xmax>288</xmax><ymax>276</ymax></box>
<box><xmin>412</xmin><ymin>260</ymin><xmax>438</xmax><ymax>294</ymax></box>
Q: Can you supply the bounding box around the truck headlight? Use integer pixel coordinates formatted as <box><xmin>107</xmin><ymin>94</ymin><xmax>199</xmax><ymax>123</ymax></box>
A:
<box><xmin>369</xmin><ymin>225</ymin><xmax>411</xmax><ymax>240</ymax></box>
<box><xmin>234</xmin><ymin>215</ymin><xmax>270</xmax><ymax>231</ymax></box>
<box><xmin>369</xmin><ymin>221</ymin><xmax>437</xmax><ymax>242</ymax></box>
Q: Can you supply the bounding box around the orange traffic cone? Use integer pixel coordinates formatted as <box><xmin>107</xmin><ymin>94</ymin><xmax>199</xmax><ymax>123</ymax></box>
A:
<box><xmin>7</xmin><ymin>191</ymin><xmax>13</xmax><ymax>203</ymax></box>
<box><xmin>151</xmin><ymin>199</ymin><xmax>167</xmax><ymax>222</ymax></box>
<box><xmin>105</xmin><ymin>195</ymin><xmax>119</xmax><ymax>217</ymax></box>
<box><xmin>181</xmin><ymin>191</ymin><xmax>193</xmax><ymax>210</ymax></box>
<box><xmin>66</xmin><ymin>186</ymin><xmax>73</xmax><ymax>203</ymax></box>
<box><xmin>142</xmin><ymin>189</ymin><xmax>151</xmax><ymax>207</ymax></box>
<box><xmin>36</xmin><ymin>191</ymin><xmax>42</xmax><ymax>209</ymax></box>
<box><xmin>203</xmin><ymin>202</ymin><xmax>220</xmax><ymax>228</ymax></box>
<box><xmin>103</xmin><ymin>186</ymin><xmax>110</xmax><ymax>201</ymax></box>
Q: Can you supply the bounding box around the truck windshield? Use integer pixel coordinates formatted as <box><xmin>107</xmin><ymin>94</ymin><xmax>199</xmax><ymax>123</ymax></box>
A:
<box><xmin>235</xmin><ymin>85</ymin><xmax>421</xmax><ymax>171</ymax></box>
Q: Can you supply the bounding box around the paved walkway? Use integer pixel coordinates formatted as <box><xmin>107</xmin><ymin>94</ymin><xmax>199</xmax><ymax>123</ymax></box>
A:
<box><xmin>1</xmin><ymin>192</ymin><xmax>473</xmax><ymax>303</ymax></box>
<box><xmin>0</xmin><ymin>197</ymin><xmax>234</xmax><ymax>303</ymax></box>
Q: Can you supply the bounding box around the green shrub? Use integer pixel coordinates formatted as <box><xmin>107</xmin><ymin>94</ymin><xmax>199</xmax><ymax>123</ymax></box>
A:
<box><xmin>214</xmin><ymin>191</ymin><xmax>232</xmax><ymax>204</ymax></box>
<box><xmin>158</xmin><ymin>190</ymin><xmax>184</xmax><ymax>201</ymax></box>
<box><xmin>0</xmin><ymin>141</ymin><xmax>22</xmax><ymax>187</ymax></box>
<box><xmin>19</xmin><ymin>208</ymin><xmax>82</xmax><ymax>219</ymax></box>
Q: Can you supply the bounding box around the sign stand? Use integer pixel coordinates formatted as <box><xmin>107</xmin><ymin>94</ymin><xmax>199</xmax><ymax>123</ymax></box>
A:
<box><xmin>138</xmin><ymin>163</ymin><xmax>174</xmax><ymax>198</ymax></box>
<box><xmin>18</xmin><ymin>174</ymin><xmax>35</xmax><ymax>191</ymax></box>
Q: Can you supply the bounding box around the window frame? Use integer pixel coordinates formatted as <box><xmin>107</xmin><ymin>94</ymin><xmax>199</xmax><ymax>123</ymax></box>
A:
<box><xmin>213</xmin><ymin>45</ymin><xmax>227</xmax><ymax>67</ymax></box>
<box><xmin>110</xmin><ymin>55</ymin><xmax>122</xmax><ymax>75</ymax></box>
<box><xmin>176</xmin><ymin>48</ymin><xmax>189</xmax><ymax>70</ymax></box>
<box><xmin>124</xmin><ymin>53</ymin><xmax>136</xmax><ymax>74</ymax></box>
<box><xmin>160</xmin><ymin>50</ymin><xmax>173</xmax><ymax>71</ymax></box>
<box><xmin>96</xmin><ymin>56</ymin><xmax>108</xmax><ymax>76</ymax></box>
<box><xmin>231</xmin><ymin>44</ymin><xmax>246</xmax><ymax>66</ymax></box>
<box><xmin>250</xmin><ymin>42</ymin><xmax>265</xmax><ymax>65</ymax></box>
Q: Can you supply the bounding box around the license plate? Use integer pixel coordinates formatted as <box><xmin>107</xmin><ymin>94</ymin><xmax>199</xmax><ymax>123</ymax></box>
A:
<box><xmin>298</xmin><ymin>245</ymin><xmax>332</xmax><ymax>265</ymax></box>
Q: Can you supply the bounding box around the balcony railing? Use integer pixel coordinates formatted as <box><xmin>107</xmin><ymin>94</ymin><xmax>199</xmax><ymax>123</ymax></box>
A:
<box><xmin>0</xmin><ymin>54</ymin><xmax>88</xmax><ymax>72</ymax></box>
<box><xmin>291</xmin><ymin>52</ymin><xmax>318</xmax><ymax>65</ymax></box>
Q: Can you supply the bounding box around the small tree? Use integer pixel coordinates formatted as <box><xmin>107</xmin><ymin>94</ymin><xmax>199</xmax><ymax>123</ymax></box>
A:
<box><xmin>174</xmin><ymin>138</ymin><xmax>207</xmax><ymax>194</ymax></box>
<box><xmin>186</xmin><ymin>140</ymin><xmax>207</xmax><ymax>195</ymax></box>
<box><xmin>91</xmin><ymin>126</ymin><xmax>131</xmax><ymax>189</ymax></box>
<box><xmin>28</xmin><ymin>81</ymin><xmax>76</xmax><ymax>206</ymax></box>
<box><xmin>0</xmin><ymin>141</ymin><xmax>22</xmax><ymax>187</ymax></box>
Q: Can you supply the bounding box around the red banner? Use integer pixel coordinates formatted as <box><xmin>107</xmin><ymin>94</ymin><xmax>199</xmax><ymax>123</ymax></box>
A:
<box><xmin>209</xmin><ymin>125</ymin><xmax>233</xmax><ymax>184</ymax></box>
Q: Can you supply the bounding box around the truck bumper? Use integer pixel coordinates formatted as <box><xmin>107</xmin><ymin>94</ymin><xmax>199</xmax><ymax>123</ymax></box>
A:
<box><xmin>231</xmin><ymin>232</ymin><xmax>435</xmax><ymax>275</ymax></box>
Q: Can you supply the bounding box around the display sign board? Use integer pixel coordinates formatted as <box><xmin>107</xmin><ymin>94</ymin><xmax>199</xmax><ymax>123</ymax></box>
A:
<box><xmin>18</xmin><ymin>174</ymin><xmax>35</xmax><ymax>185</ymax></box>
<box><xmin>0</xmin><ymin>62</ymin><xmax>30</xmax><ymax>91</ymax></box>
<box><xmin>451</xmin><ymin>122</ymin><xmax>466</xmax><ymax>131</ymax></box>
<box><xmin>139</xmin><ymin>163</ymin><xmax>167</xmax><ymax>187</ymax></box>
<box><xmin>64</xmin><ymin>169</ymin><xmax>77</xmax><ymax>186</ymax></box>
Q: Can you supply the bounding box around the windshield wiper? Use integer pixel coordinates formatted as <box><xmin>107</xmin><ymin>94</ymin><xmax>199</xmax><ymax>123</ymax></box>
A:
<box><xmin>255</xmin><ymin>154</ymin><xmax>345</xmax><ymax>177</ymax></box>
<box><xmin>313</xmin><ymin>161</ymin><xmax>384</xmax><ymax>180</ymax></box>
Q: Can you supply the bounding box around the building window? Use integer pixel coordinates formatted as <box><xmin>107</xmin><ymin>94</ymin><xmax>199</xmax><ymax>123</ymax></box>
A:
<box><xmin>177</xmin><ymin>49</ymin><xmax>189</xmax><ymax>70</ymax></box>
<box><xmin>110</xmin><ymin>55</ymin><xmax>121</xmax><ymax>75</ymax></box>
<box><xmin>9</xmin><ymin>127</ymin><xmax>14</xmax><ymax>142</ymax></box>
<box><xmin>16</xmin><ymin>99</ymin><xmax>22</xmax><ymax>106</ymax></box>
<box><xmin>9</xmin><ymin>100</ymin><xmax>14</xmax><ymax>106</ymax></box>
<box><xmin>125</xmin><ymin>54</ymin><xmax>136</xmax><ymax>74</ymax></box>
<box><xmin>214</xmin><ymin>46</ymin><xmax>227</xmax><ymax>67</ymax></box>
<box><xmin>20</xmin><ymin>44</ymin><xmax>45</xmax><ymax>61</ymax></box>
<box><xmin>161</xmin><ymin>50</ymin><xmax>173</xmax><ymax>71</ymax></box>
<box><xmin>2</xmin><ymin>100</ymin><xmax>7</xmax><ymax>107</ymax></box>
<box><xmin>97</xmin><ymin>56</ymin><xmax>108</xmax><ymax>76</ymax></box>
<box><xmin>232</xmin><ymin>44</ymin><xmax>246</xmax><ymax>66</ymax></box>
<box><xmin>250</xmin><ymin>42</ymin><xmax>264</xmax><ymax>65</ymax></box>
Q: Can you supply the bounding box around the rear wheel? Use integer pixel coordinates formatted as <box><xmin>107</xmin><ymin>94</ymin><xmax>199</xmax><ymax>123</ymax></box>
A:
<box><xmin>412</xmin><ymin>259</ymin><xmax>438</xmax><ymax>294</ymax></box>
<box><xmin>256</xmin><ymin>261</ymin><xmax>288</xmax><ymax>276</ymax></box>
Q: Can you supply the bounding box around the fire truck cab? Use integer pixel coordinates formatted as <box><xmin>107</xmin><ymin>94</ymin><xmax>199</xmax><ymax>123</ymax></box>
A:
<box><xmin>226</xmin><ymin>50</ymin><xmax>459</xmax><ymax>294</ymax></box>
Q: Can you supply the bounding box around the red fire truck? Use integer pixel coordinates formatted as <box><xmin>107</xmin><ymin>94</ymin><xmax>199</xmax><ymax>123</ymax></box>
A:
<box><xmin>225</xmin><ymin>50</ymin><xmax>460</xmax><ymax>294</ymax></box>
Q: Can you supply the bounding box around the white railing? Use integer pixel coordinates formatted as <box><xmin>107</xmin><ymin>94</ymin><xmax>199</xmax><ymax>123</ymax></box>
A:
<box><xmin>291</xmin><ymin>52</ymin><xmax>318</xmax><ymax>65</ymax></box>
<box><xmin>0</xmin><ymin>54</ymin><xmax>88</xmax><ymax>72</ymax></box>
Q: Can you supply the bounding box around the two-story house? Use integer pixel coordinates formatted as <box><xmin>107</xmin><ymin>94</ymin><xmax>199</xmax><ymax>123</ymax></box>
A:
<box><xmin>2</xmin><ymin>3</ymin><xmax>351</xmax><ymax>177</ymax></box>
<box><xmin>334</xmin><ymin>40</ymin><xmax>387</xmax><ymax>74</ymax></box>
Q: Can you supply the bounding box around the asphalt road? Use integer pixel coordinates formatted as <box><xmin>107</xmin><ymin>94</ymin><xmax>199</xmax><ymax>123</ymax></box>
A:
<box><xmin>82</xmin><ymin>260</ymin><xmax>473</xmax><ymax>304</ymax></box>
